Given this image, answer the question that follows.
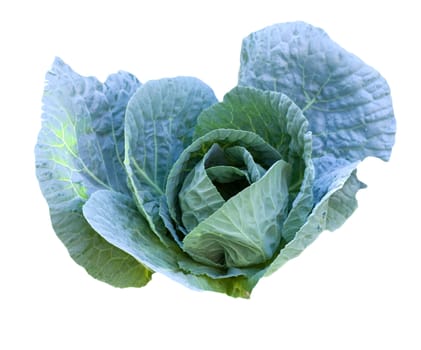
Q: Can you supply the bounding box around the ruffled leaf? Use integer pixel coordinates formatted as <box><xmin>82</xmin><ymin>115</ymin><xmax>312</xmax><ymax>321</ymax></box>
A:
<box><xmin>239</xmin><ymin>21</ymin><xmax>396</xmax><ymax>162</ymax></box>
<box><xmin>35</xmin><ymin>58</ymin><xmax>151</xmax><ymax>287</ymax></box>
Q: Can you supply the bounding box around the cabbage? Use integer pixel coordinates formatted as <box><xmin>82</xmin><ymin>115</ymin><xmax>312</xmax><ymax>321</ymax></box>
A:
<box><xmin>35</xmin><ymin>22</ymin><xmax>395</xmax><ymax>298</ymax></box>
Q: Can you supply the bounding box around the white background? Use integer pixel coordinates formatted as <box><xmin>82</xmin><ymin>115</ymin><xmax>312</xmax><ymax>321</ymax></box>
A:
<box><xmin>1</xmin><ymin>1</ymin><xmax>419</xmax><ymax>349</ymax></box>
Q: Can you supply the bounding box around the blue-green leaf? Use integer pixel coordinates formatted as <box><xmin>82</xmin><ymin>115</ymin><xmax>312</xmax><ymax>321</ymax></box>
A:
<box><xmin>238</xmin><ymin>21</ymin><xmax>396</xmax><ymax>162</ymax></box>
<box><xmin>103</xmin><ymin>71</ymin><xmax>142</xmax><ymax>193</ymax></box>
<box><xmin>266</xmin><ymin>162</ymin><xmax>362</xmax><ymax>275</ymax></box>
<box><xmin>312</xmin><ymin>158</ymin><xmax>366</xmax><ymax>230</ymax></box>
<box><xmin>124</xmin><ymin>77</ymin><xmax>218</xmax><ymax>239</ymax></box>
<box><xmin>35</xmin><ymin>58</ymin><xmax>151</xmax><ymax>287</ymax></box>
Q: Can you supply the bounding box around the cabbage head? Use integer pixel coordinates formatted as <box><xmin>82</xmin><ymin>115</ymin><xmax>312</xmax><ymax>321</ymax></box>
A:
<box><xmin>35</xmin><ymin>22</ymin><xmax>395</xmax><ymax>298</ymax></box>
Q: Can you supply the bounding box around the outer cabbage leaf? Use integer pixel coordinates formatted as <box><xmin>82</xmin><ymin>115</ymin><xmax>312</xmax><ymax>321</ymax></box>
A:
<box><xmin>35</xmin><ymin>58</ymin><xmax>152</xmax><ymax>287</ymax></box>
<box><xmin>266</xmin><ymin>162</ymin><xmax>363</xmax><ymax>275</ymax></box>
<box><xmin>238</xmin><ymin>21</ymin><xmax>396</xmax><ymax>162</ymax></box>
<box><xmin>312</xmin><ymin>159</ymin><xmax>366</xmax><ymax>230</ymax></box>
<box><xmin>83</xmin><ymin>190</ymin><xmax>259</xmax><ymax>298</ymax></box>
<box><xmin>124</xmin><ymin>77</ymin><xmax>218</xmax><ymax>242</ymax></box>
<box><xmin>103</xmin><ymin>70</ymin><xmax>143</xmax><ymax>193</ymax></box>
<box><xmin>238</xmin><ymin>21</ymin><xmax>396</xmax><ymax>232</ymax></box>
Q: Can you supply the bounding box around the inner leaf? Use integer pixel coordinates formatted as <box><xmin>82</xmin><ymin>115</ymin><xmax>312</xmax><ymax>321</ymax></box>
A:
<box><xmin>183</xmin><ymin>159</ymin><xmax>291</xmax><ymax>268</ymax></box>
<box><xmin>178</xmin><ymin>158</ymin><xmax>225</xmax><ymax>233</ymax></box>
<box><xmin>206</xmin><ymin>165</ymin><xmax>251</xmax><ymax>201</ymax></box>
<box><xmin>178</xmin><ymin>141</ymin><xmax>273</xmax><ymax>231</ymax></box>
<box><xmin>224</xmin><ymin>146</ymin><xmax>267</xmax><ymax>182</ymax></box>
